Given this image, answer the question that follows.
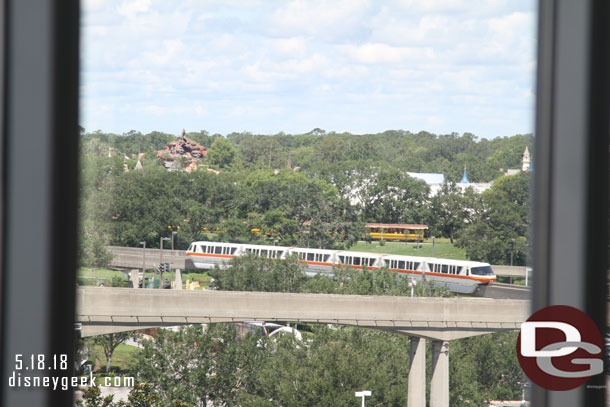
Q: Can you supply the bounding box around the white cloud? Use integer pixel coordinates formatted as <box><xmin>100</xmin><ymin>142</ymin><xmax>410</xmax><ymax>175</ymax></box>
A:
<box><xmin>265</xmin><ymin>0</ymin><xmax>374</xmax><ymax>40</ymax></box>
<box><xmin>117</xmin><ymin>0</ymin><xmax>151</xmax><ymax>17</ymax></box>
<box><xmin>271</xmin><ymin>37</ymin><xmax>308</xmax><ymax>58</ymax></box>
<box><xmin>340</xmin><ymin>43</ymin><xmax>434</xmax><ymax>64</ymax></box>
<box><xmin>80</xmin><ymin>1</ymin><xmax>537</xmax><ymax>138</ymax></box>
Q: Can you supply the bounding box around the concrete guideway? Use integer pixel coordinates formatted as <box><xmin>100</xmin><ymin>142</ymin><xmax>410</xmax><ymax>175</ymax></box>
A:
<box><xmin>107</xmin><ymin>246</ymin><xmax>187</xmax><ymax>269</ymax></box>
<box><xmin>76</xmin><ymin>287</ymin><xmax>528</xmax><ymax>340</ymax></box>
<box><xmin>76</xmin><ymin>288</ymin><xmax>529</xmax><ymax>407</ymax></box>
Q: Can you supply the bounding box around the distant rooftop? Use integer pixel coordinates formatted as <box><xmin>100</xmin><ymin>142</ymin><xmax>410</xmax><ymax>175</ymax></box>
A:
<box><xmin>407</xmin><ymin>172</ymin><xmax>444</xmax><ymax>185</ymax></box>
<box><xmin>459</xmin><ymin>169</ymin><xmax>470</xmax><ymax>183</ymax></box>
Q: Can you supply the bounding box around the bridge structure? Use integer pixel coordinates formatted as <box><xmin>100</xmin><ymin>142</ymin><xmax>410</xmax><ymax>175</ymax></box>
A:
<box><xmin>76</xmin><ymin>287</ymin><xmax>529</xmax><ymax>407</ymax></box>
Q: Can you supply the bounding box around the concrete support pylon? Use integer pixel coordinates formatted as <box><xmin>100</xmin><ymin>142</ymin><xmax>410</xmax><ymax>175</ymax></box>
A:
<box><xmin>129</xmin><ymin>269</ymin><xmax>139</xmax><ymax>289</ymax></box>
<box><xmin>430</xmin><ymin>340</ymin><xmax>450</xmax><ymax>407</ymax></box>
<box><xmin>175</xmin><ymin>269</ymin><xmax>183</xmax><ymax>290</ymax></box>
<box><xmin>407</xmin><ymin>336</ymin><xmax>426</xmax><ymax>407</ymax></box>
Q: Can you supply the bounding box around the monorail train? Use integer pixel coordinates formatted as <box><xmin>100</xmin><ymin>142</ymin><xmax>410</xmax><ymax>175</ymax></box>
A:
<box><xmin>186</xmin><ymin>241</ymin><xmax>496</xmax><ymax>295</ymax></box>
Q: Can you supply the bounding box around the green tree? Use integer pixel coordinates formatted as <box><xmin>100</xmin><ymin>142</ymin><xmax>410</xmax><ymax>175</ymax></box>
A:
<box><xmin>210</xmin><ymin>254</ymin><xmax>308</xmax><ymax>293</ymax></box>
<box><xmin>456</xmin><ymin>172</ymin><xmax>530</xmax><ymax>264</ymax></box>
<box><xmin>354</xmin><ymin>166</ymin><xmax>429</xmax><ymax>224</ymax></box>
<box><xmin>206</xmin><ymin>137</ymin><xmax>236</xmax><ymax>169</ymax></box>
<box><xmin>428</xmin><ymin>182</ymin><xmax>479</xmax><ymax>244</ymax></box>
<box><xmin>133</xmin><ymin>324</ymin><xmax>255</xmax><ymax>406</ymax></box>
<box><xmin>76</xmin><ymin>383</ymin><xmax>167</xmax><ymax>407</ymax></box>
<box><xmin>91</xmin><ymin>333</ymin><xmax>131</xmax><ymax>373</ymax></box>
<box><xmin>450</xmin><ymin>331</ymin><xmax>523</xmax><ymax>406</ymax></box>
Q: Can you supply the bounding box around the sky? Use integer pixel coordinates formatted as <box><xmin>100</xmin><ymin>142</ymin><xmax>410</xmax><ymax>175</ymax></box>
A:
<box><xmin>80</xmin><ymin>0</ymin><xmax>537</xmax><ymax>139</ymax></box>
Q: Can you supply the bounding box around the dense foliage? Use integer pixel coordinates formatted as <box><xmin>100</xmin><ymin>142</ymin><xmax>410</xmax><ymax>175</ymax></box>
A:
<box><xmin>112</xmin><ymin>324</ymin><xmax>521</xmax><ymax>407</ymax></box>
<box><xmin>78</xmin><ymin>129</ymin><xmax>532</xmax><ymax>267</ymax></box>
<box><xmin>210</xmin><ymin>254</ymin><xmax>451</xmax><ymax>297</ymax></box>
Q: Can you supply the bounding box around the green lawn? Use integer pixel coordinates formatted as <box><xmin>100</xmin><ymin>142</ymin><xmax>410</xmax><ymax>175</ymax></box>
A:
<box><xmin>77</xmin><ymin>267</ymin><xmax>127</xmax><ymax>286</ymax></box>
<box><xmin>349</xmin><ymin>239</ymin><xmax>468</xmax><ymax>260</ymax></box>
<box><xmin>85</xmin><ymin>342</ymin><xmax>141</xmax><ymax>374</ymax></box>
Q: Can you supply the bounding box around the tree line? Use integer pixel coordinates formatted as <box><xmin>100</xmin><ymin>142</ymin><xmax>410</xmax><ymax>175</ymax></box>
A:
<box><xmin>79</xmin><ymin>129</ymin><xmax>531</xmax><ymax>267</ymax></box>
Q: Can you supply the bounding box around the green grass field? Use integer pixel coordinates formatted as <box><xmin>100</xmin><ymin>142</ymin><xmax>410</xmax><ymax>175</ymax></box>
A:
<box><xmin>77</xmin><ymin>267</ymin><xmax>127</xmax><ymax>286</ymax></box>
<box><xmin>349</xmin><ymin>239</ymin><xmax>468</xmax><ymax>260</ymax></box>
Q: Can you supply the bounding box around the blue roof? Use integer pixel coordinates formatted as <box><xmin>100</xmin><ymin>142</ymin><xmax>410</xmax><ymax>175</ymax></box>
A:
<box><xmin>407</xmin><ymin>172</ymin><xmax>445</xmax><ymax>185</ymax></box>
<box><xmin>460</xmin><ymin>169</ymin><xmax>470</xmax><ymax>183</ymax></box>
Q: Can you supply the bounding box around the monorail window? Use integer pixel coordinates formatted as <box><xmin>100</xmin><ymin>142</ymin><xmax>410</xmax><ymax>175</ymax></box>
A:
<box><xmin>414</xmin><ymin>262</ymin><xmax>420</xmax><ymax>270</ymax></box>
<box><xmin>398</xmin><ymin>260</ymin><xmax>405</xmax><ymax>269</ymax></box>
<box><xmin>215</xmin><ymin>246</ymin><xmax>222</xmax><ymax>254</ymax></box>
<box><xmin>353</xmin><ymin>257</ymin><xmax>361</xmax><ymax>266</ymax></box>
<box><xmin>338</xmin><ymin>255</ymin><xmax>345</xmax><ymax>264</ymax></box>
<box><xmin>456</xmin><ymin>266</ymin><xmax>463</xmax><ymax>274</ymax></box>
<box><xmin>470</xmin><ymin>266</ymin><xmax>494</xmax><ymax>276</ymax></box>
<box><xmin>307</xmin><ymin>253</ymin><xmax>314</xmax><ymax>261</ymax></box>
<box><xmin>441</xmin><ymin>264</ymin><xmax>448</xmax><ymax>274</ymax></box>
<box><xmin>230</xmin><ymin>248</ymin><xmax>237</xmax><ymax>255</ymax></box>
<box><xmin>277</xmin><ymin>251</ymin><xmax>284</xmax><ymax>257</ymax></box>
<box><xmin>261</xmin><ymin>250</ymin><xmax>268</xmax><ymax>257</ymax></box>
<box><xmin>323</xmin><ymin>255</ymin><xmax>330</xmax><ymax>262</ymax></box>
<box><xmin>199</xmin><ymin>245</ymin><xmax>206</xmax><ymax>253</ymax></box>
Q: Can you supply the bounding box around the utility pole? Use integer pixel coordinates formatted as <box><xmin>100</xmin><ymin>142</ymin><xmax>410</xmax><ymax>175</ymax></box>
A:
<box><xmin>160</xmin><ymin>237</ymin><xmax>170</xmax><ymax>288</ymax></box>
<box><xmin>355</xmin><ymin>391</ymin><xmax>371</xmax><ymax>407</ymax></box>
<box><xmin>140</xmin><ymin>241</ymin><xmax>146</xmax><ymax>285</ymax></box>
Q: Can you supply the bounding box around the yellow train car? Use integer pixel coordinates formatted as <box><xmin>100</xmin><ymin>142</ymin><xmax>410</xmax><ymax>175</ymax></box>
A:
<box><xmin>365</xmin><ymin>223</ymin><xmax>428</xmax><ymax>241</ymax></box>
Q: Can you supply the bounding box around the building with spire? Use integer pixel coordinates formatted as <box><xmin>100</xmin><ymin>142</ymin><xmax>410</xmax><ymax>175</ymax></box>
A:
<box><xmin>521</xmin><ymin>146</ymin><xmax>531</xmax><ymax>171</ymax></box>
<box><xmin>456</xmin><ymin>168</ymin><xmax>492</xmax><ymax>194</ymax></box>
<box><xmin>505</xmin><ymin>147</ymin><xmax>532</xmax><ymax>175</ymax></box>
<box><xmin>459</xmin><ymin>169</ymin><xmax>470</xmax><ymax>183</ymax></box>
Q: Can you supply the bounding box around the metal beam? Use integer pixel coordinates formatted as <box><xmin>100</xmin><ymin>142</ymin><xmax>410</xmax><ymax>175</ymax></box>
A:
<box><xmin>533</xmin><ymin>0</ymin><xmax>609</xmax><ymax>405</ymax></box>
<box><xmin>0</xmin><ymin>0</ymin><xmax>80</xmax><ymax>406</ymax></box>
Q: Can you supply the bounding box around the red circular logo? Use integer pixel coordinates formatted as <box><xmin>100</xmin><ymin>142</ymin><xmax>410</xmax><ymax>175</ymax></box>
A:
<box><xmin>516</xmin><ymin>305</ymin><xmax>603</xmax><ymax>391</ymax></box>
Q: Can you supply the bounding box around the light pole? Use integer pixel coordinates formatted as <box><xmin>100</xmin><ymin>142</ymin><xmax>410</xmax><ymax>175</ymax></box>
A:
<box><xmin>355</xmin><ymin>391</ymin><xmax>371</xmax><ymax>407</ymax></box>
<box><xmin>408</xmin><ymin>278</ymin><xmax>417</xmax><ymax>298</ymax></box>
<box><xmin>171</xmin><ymin>231</ymin><xmax>177</xmax><ymax>251</ymax></box>
<box><xmin>160</xmin><ymin>237</ymin><xmax>170</xmax><ymax>289</ymax></box>
<box><xmin>139</xmin><ymin>241</ymin><xmax>146</xmax><ymax>282</ymax></box>
<box><xmin>431</xmin><ymin>236</ymin><xmax>435</xmax><ymax>257</ymax></box>
<box><xmin>510</xmin><ymin>238</ymin><xmax>515</xmax><ymax>266</ymax></box>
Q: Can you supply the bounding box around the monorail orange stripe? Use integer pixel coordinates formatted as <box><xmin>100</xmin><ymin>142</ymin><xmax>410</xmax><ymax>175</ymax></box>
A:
<box><xmin>391</xmin><ymin>269</ymin><xmax>495</xmax><ymax>282</ymax></box>
<box><xmin>298</xmin><ymin>260</ymin><xmax>334</xmax><ymax>267</ymax></box>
